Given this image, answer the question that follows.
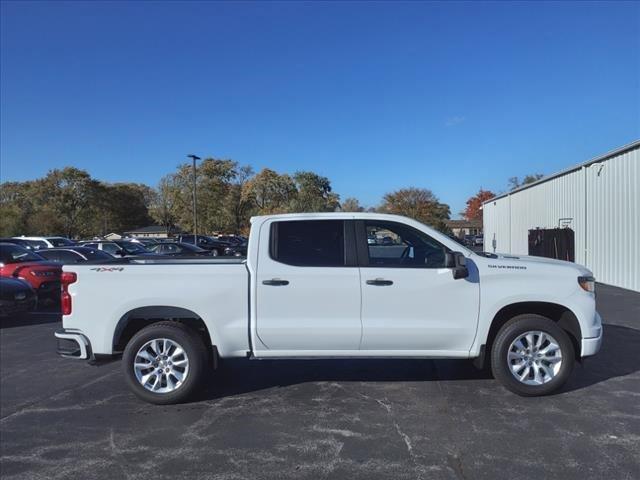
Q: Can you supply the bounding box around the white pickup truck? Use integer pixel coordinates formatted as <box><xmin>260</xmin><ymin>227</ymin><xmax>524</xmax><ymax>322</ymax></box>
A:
<box><xmin>55</xmin><ymin>213</ymin><xmax>602</xmax><ymax>404</ymax></box>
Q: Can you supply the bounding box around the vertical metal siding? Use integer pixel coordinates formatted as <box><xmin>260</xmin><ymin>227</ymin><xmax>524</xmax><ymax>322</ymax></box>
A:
<box><xmin>585</xmin><ymin>147</ymin><xmax>639</xmax><ymax>291</ymax></box>
<box><xmin>483</xmin><ymin>144</ymin><xmax>639</xmax><ymax>291</ymax></box>
<box><xmin>483</xmin><ymin>195</ymin><xmax>511</xmax><ymax>253</ymax></box>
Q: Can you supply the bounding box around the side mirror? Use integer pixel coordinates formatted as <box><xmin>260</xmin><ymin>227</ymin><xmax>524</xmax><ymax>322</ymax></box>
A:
<box><xmin>445</xmin><ymin>251</ymin><xmax>469</xmax><ymax>280</ymax></box>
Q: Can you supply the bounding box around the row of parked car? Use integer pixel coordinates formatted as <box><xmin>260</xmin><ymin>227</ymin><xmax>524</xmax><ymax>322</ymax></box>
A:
<box><xmin>0</xmin><ymin>233</ymin><xmax>248</xmax><ymax>318</ymax></box>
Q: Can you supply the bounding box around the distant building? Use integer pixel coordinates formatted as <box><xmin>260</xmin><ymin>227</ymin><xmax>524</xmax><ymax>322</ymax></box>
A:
<box><xmin>123</xmin><ymin>225</ymin><xmax>181</xmax><ymax>238</ymax></box>
<box><xmin>103</xmin><ymin>232</ymin><xmax>122</xmax><ymax>240</ymax></box>
<box><xmin>446</xmin><ymin>219</ymin><xmax>482</xmax><ymax>238</ymax></box>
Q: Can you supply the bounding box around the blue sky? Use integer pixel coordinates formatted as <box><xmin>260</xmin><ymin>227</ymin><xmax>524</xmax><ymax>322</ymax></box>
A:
<box><xmin>1</xmin><ymin>1</ymin><xmax>638</xmax><ymax>217</ymax></box>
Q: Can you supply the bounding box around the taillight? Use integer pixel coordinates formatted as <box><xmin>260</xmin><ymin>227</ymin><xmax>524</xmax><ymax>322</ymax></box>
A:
<box><xmin>61</xmin><ymin>272</ymin><xmax>77</xmax><ymax>315</ymax></box>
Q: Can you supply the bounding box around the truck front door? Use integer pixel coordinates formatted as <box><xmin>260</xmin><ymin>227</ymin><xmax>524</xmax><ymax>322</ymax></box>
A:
<box><xmin>357</xmin><ymin>220</ymin><xmax>480</xmax><ymax>356</ymax></box>
<box><xmin>255</xmin><ymin>219</ymin><xmax>362</xmax><ymax>353</ymax></box>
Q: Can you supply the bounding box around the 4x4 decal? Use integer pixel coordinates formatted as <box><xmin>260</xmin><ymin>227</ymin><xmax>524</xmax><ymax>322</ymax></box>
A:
<box><xmin>89</xmin><ymin>267</ymin><xmax>125</xmax><ymax>272</ymax></box>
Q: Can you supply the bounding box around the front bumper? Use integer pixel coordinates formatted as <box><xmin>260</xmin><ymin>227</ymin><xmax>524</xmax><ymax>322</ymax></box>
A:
<box><xmin>55</xmin><ymin>329</ymin><xmax>92</xmax><ymax>360</ymax></box>
<box><xmin>581</xmin><ymin>312</ymin><xmax>603</xmax><ymax>357</ymax></box>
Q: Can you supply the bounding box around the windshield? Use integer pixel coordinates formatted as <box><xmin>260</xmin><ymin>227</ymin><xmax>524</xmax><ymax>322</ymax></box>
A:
<box><xmin>117</xmin><ymin>241</ymin><xmax>149</xmax><ymax>254</ymax></box>
<box><xmin>0</xmin><ymin>244</ymin><xmax>44</xmax><ymax>264</ymax></box>
<box><xmin>47</xmin><ymin>237</ymin><xmax>76</xmax><ymax>247</ymax></box>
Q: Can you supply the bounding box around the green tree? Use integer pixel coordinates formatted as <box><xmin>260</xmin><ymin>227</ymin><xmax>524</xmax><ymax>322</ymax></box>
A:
<box><xmin>32</xmin><ymin>167</ymin><xmax>101</xmax><ymax>237</ymax></box>
<box><xmin>225</xmin><ymin>165</ymin><xmax>254</xmax><ymax>234</ymax></box>
<box><xmin>379</xmin><ymin>187</ymin><xmax>450</xmax><ymax>231</ymax></box>
<box><xmin>149</xmin><ymin>174</ymin><xmax>181</xmax><ymax>235</ymax></box>
<box><xmin>289</xmin><ymin>171</ymin><xmax>340</xmax><ymax>212</ymax></box>
<box><xmin>340</xmin><ymin>197</ymin><xmax>364</xmax><ymax>212</ymax></box>
<box><xmin>168</xmin><ymin>158</ymin><xmax>244</xmax><ymax>234</ymax></box>
<box><xmin>508</xmin><ymin>173</ymin><xmax>544</xmax><ymax>190</ymax></box>
<box><xmin>0</xmin><ymin>181</ymin><xmax>36</xmax><ymax>236</ymax></box>
<box><xmin>244</xmin><ymin>168</ymin><xmax>297</xmax><ymax>215</ymax></box>
<box><xmin>95</xmin><ymin>183</ymin><xmax>154</xmax><ymax>235</ymax></box>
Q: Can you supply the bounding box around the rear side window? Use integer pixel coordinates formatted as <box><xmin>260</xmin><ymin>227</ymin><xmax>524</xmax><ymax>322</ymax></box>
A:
<box><xmin>82</xmin><ymin>249</ymin><xmax>114</xmax><ymax>261</ymax></box>
<box><xmin>270</xmin><ymin>220</ymin><xmax>345</xmax><ymax>267</ymax></box>
<box><xmin>101</xmin><ymin>243</ymin><xmax>120</xmax><ymax>255</ymax></box>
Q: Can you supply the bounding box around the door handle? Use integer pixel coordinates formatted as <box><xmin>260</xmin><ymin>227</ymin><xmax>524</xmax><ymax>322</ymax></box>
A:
<box><xmin>366</xmin><ymin>278</ymin><xmax>393</xmax><ymax>286</ymax></box>
<box><xmin>262</xmin><ymin>279</ymin><xmax>290</xmax><ymax>286</ymax></box>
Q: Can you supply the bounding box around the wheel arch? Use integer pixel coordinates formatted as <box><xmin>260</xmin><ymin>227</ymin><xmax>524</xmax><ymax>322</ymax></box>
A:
<box><xmin>477</xmin><ymin>301</ymin><xmax>582</xmax><ymax>368</ymax></box>
<box><xmin>113</xmin><ymin>306</ymin><xmax>213</xmax><ymax>353</ymax></box>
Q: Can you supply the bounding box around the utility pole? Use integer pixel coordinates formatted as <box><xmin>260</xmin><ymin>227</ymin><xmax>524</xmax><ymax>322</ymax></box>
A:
<box><xmin>187</xmin><ymin>154</ymin><xmax>201</xmax><ymax>244</ymax></box>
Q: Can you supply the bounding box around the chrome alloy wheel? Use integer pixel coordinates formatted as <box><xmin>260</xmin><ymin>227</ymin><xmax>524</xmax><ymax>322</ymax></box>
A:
<box><xmin>507</xmin><ymin>331</ymin><xmax>562</xmax><ymax>385</ymax></box>
<box><xmin>134</xmin><ymin>338</ymin><xmax>189</xmax><ymax>393</ymax></box>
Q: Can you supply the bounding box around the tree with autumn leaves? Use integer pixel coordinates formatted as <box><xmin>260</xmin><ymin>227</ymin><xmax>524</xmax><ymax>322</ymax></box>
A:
<box><xmin>462</xmin><ymin>189</ymin><xmax>495</xmax><ymax>222</ymax></box>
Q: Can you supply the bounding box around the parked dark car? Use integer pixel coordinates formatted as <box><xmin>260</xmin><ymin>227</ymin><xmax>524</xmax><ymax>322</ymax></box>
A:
<box><xmin>216</xmin><ymin>235</ymin><xmax>248</xmax><ymax>247</ymax></box>
<box><xmin>0</xmin><ymin>237</ymin><xmax>48</xmax><ymax>250</ymax></box>
<box><xmin>0</xmin><ymin>277</ymin><xmax>37</xmax><ymax>317</ymax></box>
<box><xmin>37</xmin><ymin>247</ymin><xmax>115</xmax><ymax>264</ymax></box>
<box><xmin>463</xmin><ymin>235</ymin><xmax>475</xmax><ymax>247</ymax></box>
<box><xmin>0</xmin><ymin>243</ymin><xmax>61</xmax><ymax>305</ymax></box>
<box><xmin>177</xmin><ymin>235</ymin><xmax>245</xmax><ymax>257</ymax></box>
<box><xmin>78</xmin><ymin>240</ymin><xmax>158</xmax><ymax>258</ymax></box>
<box><xmin>447</xmin><ymin>234</ymin><xmax>466</xmax><ymax>246</ymax></box>
<box><xmin>147</xmin><ymin>242</ymin><xmax>213</xmax><ymax>257</ymax></box>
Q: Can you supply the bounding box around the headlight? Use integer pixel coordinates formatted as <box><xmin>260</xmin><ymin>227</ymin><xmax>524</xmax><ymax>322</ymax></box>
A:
<box><xmin>578</xmin><ymin>276</ymin><xmax>595</xmax><ymax>294</ymax></box>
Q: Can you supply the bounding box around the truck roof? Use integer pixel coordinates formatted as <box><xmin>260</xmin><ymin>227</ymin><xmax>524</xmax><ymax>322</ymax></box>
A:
<box><xmin>251</xmin><ymin>212</ymin><xmax>421</xmax><ymax>222</ymax></box>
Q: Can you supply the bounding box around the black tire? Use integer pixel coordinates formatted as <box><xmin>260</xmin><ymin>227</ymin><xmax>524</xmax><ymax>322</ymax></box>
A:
<box><xmin>122</xmin><ymin>321</ymin><xmax>209</xmax><ymax>405</ymax></box>
<box><xmin>491</xmin><ymin>314</ymin><xmax>575</xmax><ymax>396</ymax></box>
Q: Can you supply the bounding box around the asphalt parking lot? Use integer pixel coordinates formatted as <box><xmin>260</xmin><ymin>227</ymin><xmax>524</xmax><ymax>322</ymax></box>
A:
<box><xmin>1</xmin><ymin>284</ymin><xmax>639</xmax><ymax>480</ymax></box>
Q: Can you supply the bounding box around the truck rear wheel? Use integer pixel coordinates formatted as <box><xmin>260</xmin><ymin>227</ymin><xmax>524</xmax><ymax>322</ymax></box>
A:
<box><xmin>491</xmin><ymin>314</ymin><xmax>575</xmax><ymax>396</ymax></box>
<box><xmin>122</xmin><ymin>321</ymin><xmax>208</xmax><ymax>404</ymax></box>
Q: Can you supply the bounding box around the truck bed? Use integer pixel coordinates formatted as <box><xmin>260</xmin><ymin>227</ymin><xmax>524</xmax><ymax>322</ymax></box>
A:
<box><xmin>63</xmin><ymin>259</ymin><xmax>250</xmax><ymax>357</ymax></box>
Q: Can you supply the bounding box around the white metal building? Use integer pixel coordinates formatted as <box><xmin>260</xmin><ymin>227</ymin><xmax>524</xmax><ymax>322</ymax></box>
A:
<box><xmin>483</xmin><ymin>140</ymin><xmax>639</xmax><ymax>292</ymax></box>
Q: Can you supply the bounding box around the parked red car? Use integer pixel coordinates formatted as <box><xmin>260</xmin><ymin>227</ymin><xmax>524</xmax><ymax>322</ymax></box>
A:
<box><xmin>0</xmin><ymin>243</ymin><xmax>61</xmax><ymax>305</ymax></box>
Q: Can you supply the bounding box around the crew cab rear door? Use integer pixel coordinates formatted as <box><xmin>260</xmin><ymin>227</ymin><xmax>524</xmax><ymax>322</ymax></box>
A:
<box><xmin>356</xmin><ymin>220</ymin><xmax>479</xmax><ymax>355</ymax></box>
<box><xmin>254</xmin><ymin>219</ymin><xmax>362</xmax><ymax>353</ymax></box>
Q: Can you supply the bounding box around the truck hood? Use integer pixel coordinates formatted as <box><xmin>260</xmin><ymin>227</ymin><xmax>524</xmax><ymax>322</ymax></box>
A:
<box><xmin>476</xmin><ymin>252</ymin><xmax>593</xmax><ymax>276</ymax></box>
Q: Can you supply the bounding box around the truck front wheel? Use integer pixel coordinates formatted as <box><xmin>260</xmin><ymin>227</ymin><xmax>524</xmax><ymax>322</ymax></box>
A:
<box><xmin>491</xmin><ymin>314</ymin><xmax>575</xmax><ymax>396</ymax></box>
<box><xmin>122</xmin><ymin>321</ymin><xmax>208</xmax><ymax>404</ymax></box>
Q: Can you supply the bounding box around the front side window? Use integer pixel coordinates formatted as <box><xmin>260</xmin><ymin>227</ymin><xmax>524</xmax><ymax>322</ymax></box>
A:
<box><xmin>270</xmin><ymin>220</ymin><xmax>345</xmax><ymax>267</ymax></box>
<box><xmin>365</xmin><ymin>221</ymin><xmax>449</xmax><ymax>268</ymax></box>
